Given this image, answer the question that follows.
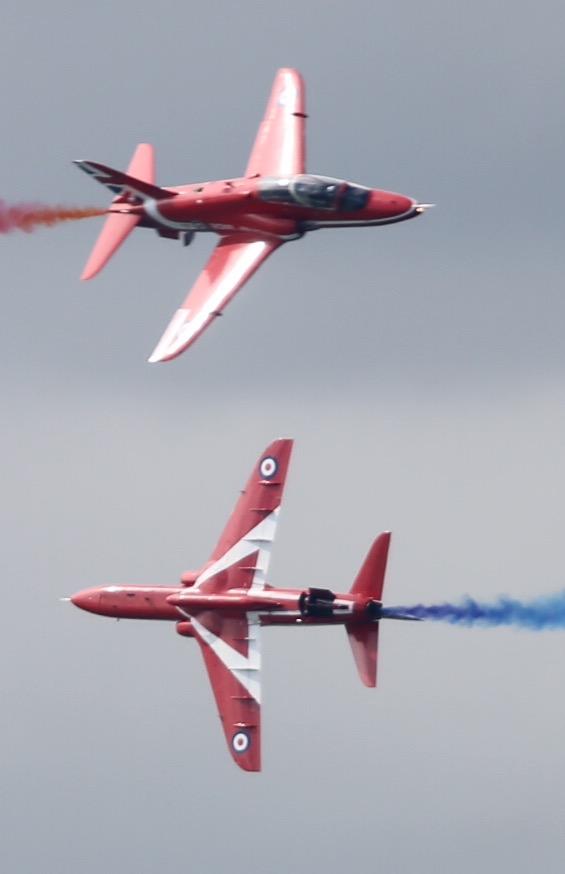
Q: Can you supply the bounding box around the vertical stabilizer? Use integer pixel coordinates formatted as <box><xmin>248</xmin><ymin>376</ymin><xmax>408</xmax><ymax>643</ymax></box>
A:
<box><xmin>350</xmin><ymin>531</ymin><xmax>391</xmax><ymax>601</ymax></box>
<box><xmin>124</xmin><ymin>142</ymin><xmax>155</xmax><ymax>185</ymax></box>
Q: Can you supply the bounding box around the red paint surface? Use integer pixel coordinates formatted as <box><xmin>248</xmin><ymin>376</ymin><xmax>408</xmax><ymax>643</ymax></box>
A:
<box><xmin>70</xmin><ymin>440</ymin><xmax>398</xmax><ymax>772</ymax></box>
<box><xmin>74</xmin><ymin>67</ymin><xmax>430</xmax><ymax>361</ymax></box>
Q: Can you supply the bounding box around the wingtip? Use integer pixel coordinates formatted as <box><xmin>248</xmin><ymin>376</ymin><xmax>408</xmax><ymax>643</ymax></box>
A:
<box><xmin>147</xmin><ymin>342</ymin><xmax>172</xmax><ymax>364</ymax></box>
<box><xmin>148</xmin><ymin>309</ymin><xmax>193</xmax><ymax>364</ymax></box>
<box><xmin>147</xmin><ymin>345</ymin><xmax>180</xmax><ymax>364</ymax></box>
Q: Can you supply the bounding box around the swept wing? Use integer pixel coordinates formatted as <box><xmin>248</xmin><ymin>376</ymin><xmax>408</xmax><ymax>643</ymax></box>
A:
<box><xmin>245</xmin><ymin>67</ymin><xmax>306</xmax><ymax>178</ymax></box>
<box><xmin>148</xmin><ymin>236</ymin><xmax>280</xmax><ymax>363</ymax></box>
<box><xmin>191</xmin><ymin>612</ymin><xmax>262</xmax><ymax>771</ymax></box>
<box><xmin>181</xmin><ymin>439</ymin><xmax>293</xmax><ymax>771</ymax></box>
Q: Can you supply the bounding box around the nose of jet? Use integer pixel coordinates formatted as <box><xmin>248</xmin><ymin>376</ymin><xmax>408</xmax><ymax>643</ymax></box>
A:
<box><xmin>70</xmin><ymin>588</ymin><xmax>102</xmax><ymax>613</ymax></box>
<box><xmin>369</xmin><ymin>190</ymin><xmax>414</xmax><ymax>218</ymax></box>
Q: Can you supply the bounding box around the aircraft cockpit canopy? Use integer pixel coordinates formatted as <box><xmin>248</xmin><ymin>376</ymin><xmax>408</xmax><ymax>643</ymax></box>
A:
<box><xmin>258</xmin><ymin>175</ymin><xmax>371</xmax><ymax>211</ymax></box>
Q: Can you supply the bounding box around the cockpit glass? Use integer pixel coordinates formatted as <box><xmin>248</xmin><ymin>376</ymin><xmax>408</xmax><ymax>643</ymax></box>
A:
<box><xmin>340</xmin><ymin>185</ymin><xmax>370</xmax><ymax>211</ymax></box>
<box><xmin>258</xmin><ymin>178</ymin><xmax>295</xmax><ymax>204</ymax></box>
<box><xmin>258</xmin><ymin>175</ymin><xmax>370</xmax><ymax>212</ymax></box>
<box><xmin>292</xmin><ymin>176</ymin><xmax>341</xmax><ymax>209</ymax></box>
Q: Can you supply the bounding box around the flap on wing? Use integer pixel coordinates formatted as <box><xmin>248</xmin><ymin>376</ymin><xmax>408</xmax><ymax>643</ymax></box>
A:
<box><xmin>148</xmin><ymin>236</ymin><xmax>280</xmax><ymax>363</ymax></box>
<box><xmin>192</xmin><ymin>612</ymin><xmax>261</xmax><ymax>772</ymax></box>
<box><xmin>193</xmin><ymin>439</ymin><xmax>293</xmax><ymax>594</ymax></box>
<box><xmin>245</xmin><ymin>67</ymin><xmax>306</xmax><ymax>178</ymax></box>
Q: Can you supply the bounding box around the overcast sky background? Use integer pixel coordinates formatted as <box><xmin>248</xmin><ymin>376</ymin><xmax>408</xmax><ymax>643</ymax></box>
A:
<box><xmin>2</xmin><ymin>1</ymin><xmax>565</xmax><ymax>872</ymax></box>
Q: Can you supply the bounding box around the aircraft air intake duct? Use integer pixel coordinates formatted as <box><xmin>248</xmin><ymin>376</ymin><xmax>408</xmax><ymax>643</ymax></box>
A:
<box><xmin>176</xmin><ymin>621</ymin><xmax>196</xmax><ymax>638</ymax></box>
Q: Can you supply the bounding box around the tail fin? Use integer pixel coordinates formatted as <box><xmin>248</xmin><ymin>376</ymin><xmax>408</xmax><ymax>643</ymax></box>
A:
<box><xmin>346</xmin><ymin>532</ymin><xmax>391</xmax><ymax>688</ymax></box>
<box><xmin>350</xmin><ymin>531</ymin><xmax>391</xmax><ymax>602</ymax></box>
<box><xmin>74</xmin><ymin>144</ymin><xmax>175</xmax><ymax>280</ymax></box>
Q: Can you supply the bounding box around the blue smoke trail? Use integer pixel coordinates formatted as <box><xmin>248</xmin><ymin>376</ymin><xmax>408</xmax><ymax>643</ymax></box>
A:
<box><xmin>381</xmin><ymin>591</ymin><xmax>565</xmax><ymax>629</ymax></box>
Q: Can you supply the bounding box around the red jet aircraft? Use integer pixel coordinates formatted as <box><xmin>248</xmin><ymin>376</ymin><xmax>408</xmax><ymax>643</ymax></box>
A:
<box><xmin>75</xmin><ymin>68</ymin><xmax>432</xmax><ymax>363</ymax></box>
<box><xmin>69</xmin><ymin>439</ymin><xmax>416</xmax><ymax>771</ymax></box>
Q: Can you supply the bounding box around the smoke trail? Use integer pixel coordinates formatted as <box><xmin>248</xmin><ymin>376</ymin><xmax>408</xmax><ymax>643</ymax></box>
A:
<box><xmin>381</xmin><ymin>592</ymin><xmax>565</xmax><ymax>629</ymax></box>
<box><xmin>0</xmin><ymin>200</ymin><xmax>105</xmax><ymax>233</ymax></box>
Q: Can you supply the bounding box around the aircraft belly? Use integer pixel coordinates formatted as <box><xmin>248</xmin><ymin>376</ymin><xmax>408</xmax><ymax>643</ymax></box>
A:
<box><xmin>304</xmin><ymin>212</ymin><xmax>419</xmax><ymax>230</ymax></box>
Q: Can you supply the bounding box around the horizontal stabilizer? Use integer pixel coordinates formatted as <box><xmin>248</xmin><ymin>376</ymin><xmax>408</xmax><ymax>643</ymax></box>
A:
<box><xmin>74</xmin><ymin>160</ymin><xmax>175</xmax><ymax>203</ymax></box>
<box><xmin>80</xmin><ymin>212</ymin><xmax>139</xmax><ymax>281</ymax></box>
<box><xmin>346</xmin><ymin>532</ymin><xmax>392</xmax><ymax>687</ymax></box>
<box><xmin>346</xmin><ymin>622</ymin><xmax>379</xmax><ymax>687</ymax></box>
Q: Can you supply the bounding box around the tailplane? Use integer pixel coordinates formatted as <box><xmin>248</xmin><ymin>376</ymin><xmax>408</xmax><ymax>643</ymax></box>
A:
<box><xmin>74</xmin><ymin>143</ymin><xmax>176</xmax><ymax>280</ymax></box>
<box><xmin>346</xmin><ymin>532</ymin><xmax>391</xmax><ymax>688</ymax></box>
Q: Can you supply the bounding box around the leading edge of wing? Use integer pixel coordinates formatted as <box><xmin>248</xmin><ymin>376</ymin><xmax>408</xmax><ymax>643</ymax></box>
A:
<box><xmin>148</xmin><ymin>236</ymin><xmax>280</xmax><ymax>363</ymax></box>
<box><xmin>245</xmin><ymin>67</ymin><xmax>306</xmax><ymax>179</ymax></box>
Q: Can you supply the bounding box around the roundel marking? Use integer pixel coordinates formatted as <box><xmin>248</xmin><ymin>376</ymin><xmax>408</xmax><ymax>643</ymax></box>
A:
<box><xmin>232</xmin><ymin>731</ymin><xmax>250</xmax><ymax>754</ymax></box>
<box><xmin>259</xmin><ymin>456</ymin><xmax>278</xmax><ymax>479</ymax></box>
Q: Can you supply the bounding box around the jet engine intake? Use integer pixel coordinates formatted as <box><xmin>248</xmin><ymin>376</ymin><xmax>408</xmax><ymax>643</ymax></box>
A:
<box><xmin>176</xmin><ymin>620</ymin><xmax>195</xmax><ymax>638</ymax></box>
<box><xmin>180</xmin><ymin>570</ymin><xmax>200</xmax><ymax>587</ymax></box>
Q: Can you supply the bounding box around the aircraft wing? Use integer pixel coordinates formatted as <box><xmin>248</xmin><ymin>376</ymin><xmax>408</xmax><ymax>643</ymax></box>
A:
<box><xmin>191</xmin><ymin>612</ymin><xmax>262</xmax><ymax>771</ymax></box>
<box><xmin>148</xmin><ymin>235</ymin><xmax>280</xmax><ymax>363</ymax></box>
<box><xmin>194</xmin><ymin>438</ymin><xmax>294</xmax><ymax>594</ymax></box>
<box><xmin>245</xmin><ymin>67</ymin><xmax>306</xmax><ymax>178</ymax></box>
<box><xmin>182</xmin><ymin>439</ymin><xmax>293</xmax><ymax>770</ymax></box>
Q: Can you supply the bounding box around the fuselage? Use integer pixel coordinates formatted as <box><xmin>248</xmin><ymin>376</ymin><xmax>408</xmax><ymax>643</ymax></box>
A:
<box><xmin>71</xmin><ymin>582</ymin><xmax>382</xmax><ymax>630</ymax></box>
<box><xmin>122</xmin><ymin>173</ymin><xmax>424</xmax><ymax>242</ymax></box>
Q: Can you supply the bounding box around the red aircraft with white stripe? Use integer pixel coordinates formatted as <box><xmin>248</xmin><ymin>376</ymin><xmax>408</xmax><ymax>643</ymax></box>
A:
<box><xmin>75</xmin><ymin>68</ymin><xmax>432</xmax><ymax>363</ymax></box>
<box><xmin>69</xmin><ymin>439</ymin><xmax>418</xmax><ymax>771</ymax></box>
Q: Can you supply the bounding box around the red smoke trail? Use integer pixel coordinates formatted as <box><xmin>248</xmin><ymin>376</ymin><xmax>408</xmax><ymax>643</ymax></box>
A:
<box><xmin>0</xmin><ymin>200</ymin><xmax>106</xmax><ymax>233</ymax></box>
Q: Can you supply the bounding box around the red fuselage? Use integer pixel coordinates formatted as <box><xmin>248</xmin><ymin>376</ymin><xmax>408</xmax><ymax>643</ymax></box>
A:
<box><xmin>123</xmin><ymin>173</ymin><xmax>422</xmax><ymax>242</ymax></box>
<box><xmin>71</xmin><ymin>583</ymin><xmax>382</xmax><ymax>632</ymax></box>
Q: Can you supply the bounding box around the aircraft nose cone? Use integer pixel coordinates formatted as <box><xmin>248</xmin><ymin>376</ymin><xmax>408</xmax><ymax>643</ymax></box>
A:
<box><xmin>391</xmin><ymin>194</ymin><xmax>413</xmax><ymax>214</ymax></box>
<box><xmin>70</xmin><ymin>589</ymin><xmax>101</xmax><ymax>613</ymax></box>
<box><xmin>370</xmin><ymin>191</ymin><xmax>414</xmax><ymax>218</ymax></box>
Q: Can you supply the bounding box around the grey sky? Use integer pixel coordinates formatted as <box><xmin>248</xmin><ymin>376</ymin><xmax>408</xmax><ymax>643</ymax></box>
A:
<box><xmin>1</xmin><ymin>1</ymin><xmax>565</xmax><ymax>872</ymax></box>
